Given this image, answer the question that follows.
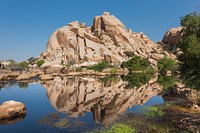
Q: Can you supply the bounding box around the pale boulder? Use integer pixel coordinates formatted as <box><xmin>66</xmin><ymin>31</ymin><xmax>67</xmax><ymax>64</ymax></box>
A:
<box><xmin>0</xmin><ymin>101</ymin><xmax>26</xmax><ymax>120</ymax></box>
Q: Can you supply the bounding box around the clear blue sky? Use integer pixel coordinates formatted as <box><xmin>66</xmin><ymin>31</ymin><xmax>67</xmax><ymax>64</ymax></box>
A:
<box><xmin>0</xmin><ymin>0</ymin><xmax>199</xmax><ymax>61</ymax></box>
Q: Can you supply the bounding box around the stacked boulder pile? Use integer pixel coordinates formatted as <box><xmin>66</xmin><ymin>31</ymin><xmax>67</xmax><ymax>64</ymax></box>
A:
<box><xmin>40</xmin><ymin>12</ymin><xmax>176</xmax><ymax>69</ymax></box>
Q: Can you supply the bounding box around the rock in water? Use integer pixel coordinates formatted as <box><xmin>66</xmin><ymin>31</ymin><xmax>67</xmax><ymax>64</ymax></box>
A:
<box><xmin>39</xmin><ymin>12</ymin><xmax>174</xmax><ymax>68</ymax></box>
<box><xmin>0</xmin><ymin>101</ymin><xmax>26</xmax><ymax>121</ymax></box>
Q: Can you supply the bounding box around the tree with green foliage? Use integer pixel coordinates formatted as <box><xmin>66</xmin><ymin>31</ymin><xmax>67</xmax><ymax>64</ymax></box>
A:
<box><xmin>121</xmin><ymin>56</ymin><xmax>154</xmax><ymax>73</ymax></box>
<box><xmin>178</xmin><ymin>12</ymin><xmax>200</xmax><ymax>89</ymax></box>
<box><xmin>157</xmin><ymin>57</ymin><xmax>177</xmax><ymax>73</ymax></box>
<box><xmin>157</xmin><ymin>75</ymin><xmax>176</xmax><ymax>91</ymax></box>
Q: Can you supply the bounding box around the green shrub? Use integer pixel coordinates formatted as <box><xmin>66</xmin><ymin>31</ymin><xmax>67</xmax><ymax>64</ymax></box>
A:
<box><xmin>157</xmin><ymin>75</ymin><xmax>176</xmax><ymax>91</ymax></box>
<box><xmin>93</xmin><ymin>123</ymin><xmax>135</xmax><ymax>133</ymax></box>
<box><xmin>110</xmin><ymin>67</ymin><xmax>119</xmax><ymax>75</ymax></box>
<box><xmin>121</xmin><ymin>56</ymin><xmax>153</xmax><ymax>72</ymax></box>
<box><xmin>145</xmin><ymin>68</ymin><xmax>156</xmax><ymax>74</ymax></box>
<box><xmin>76</xmin><ymin>67</ymin><xmax>82</xmax><ymax>72</ymax></box>
<box><xmin>19</xmin><ymin>61</ymin><xmax>28</xmax><ymax>69</ymax></box>
<box><xmin>157</xmin><ymin>57</ymin><xmax>177</xmax><ymax>73</ymax></box>
<box><xmin>145</xmin><ymin>106</ymin><xmax>165</xmax><ymax>118</ymax></box>
<box><xmin>8</xmin><ymin>60</ymin><xmax>28</xmax><ymax>69</ymax></box>
<box><xmin>149</xmin><ymin>125</ymin><xmax>170</xmax><ymax>133</ymax></box>
<box><xmin>88</xmin><ymin>61</ymin><xmax>112</xmax><ymax>72</ymax></box>
<box><xmin>36</xmin><ymin>60</ymin><xmax>45</xmax><ymax>67</ymax></box>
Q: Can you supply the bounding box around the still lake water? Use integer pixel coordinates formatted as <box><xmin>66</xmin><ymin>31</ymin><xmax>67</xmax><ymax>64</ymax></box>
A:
<box><xmin>0</xmin><ymin>76</ymin><xmax>164</xmax><ymax>133</ymax></box>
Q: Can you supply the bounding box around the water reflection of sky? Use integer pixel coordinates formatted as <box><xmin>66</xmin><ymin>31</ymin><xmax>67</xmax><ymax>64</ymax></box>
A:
<box><xmin>0</xmin><ymin>82</ymin><xmax>164</xmax><ymax>133</ymax></box>
<box><xmin>127</xmin><ymin>95</ymin><xmax>164</xmax><ymax>114</ymax></box>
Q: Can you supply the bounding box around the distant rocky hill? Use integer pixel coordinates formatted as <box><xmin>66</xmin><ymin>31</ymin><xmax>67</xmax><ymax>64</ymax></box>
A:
<box><xmin>39</xmin><ymin>12</ymin><xmax>176</xmax><ymax>69</ymax></box>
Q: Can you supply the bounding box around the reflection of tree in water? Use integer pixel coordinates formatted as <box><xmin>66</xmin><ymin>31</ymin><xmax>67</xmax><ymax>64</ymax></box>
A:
<box><xmin>0</xmin><ymin>82</ymin><xmax>30</xmax><ymax>90</ymax></box>
<box><xmin>98</xmin><ymin>76</ymin><xmax>119</xmax><ymax>87</ymax></box>
<box><xmin>122</xmin><ymin>73</ymin><xmax>154</xmax><ymax>89</ymax></box>
<box><xmin>18</xmin><ymin>82</ymin><xmax>29</xmax><ymax>89</ymax></box>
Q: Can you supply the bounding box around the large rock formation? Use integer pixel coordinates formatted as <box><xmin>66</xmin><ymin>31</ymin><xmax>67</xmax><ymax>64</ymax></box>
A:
<box><xmin>40</xmin><ymin>12</ymin><xmax>174</xmax><ymax>68</ymax></box>
<box><xmin>41</xmin><ymin>76</ymin><xmax>162</xmax><ymax>123</ymax></box>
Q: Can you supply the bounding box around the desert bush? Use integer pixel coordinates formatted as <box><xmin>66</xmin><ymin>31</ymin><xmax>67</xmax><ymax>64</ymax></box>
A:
<box><xmin>36</xmin><ymin>60</ymin><xmax>45</xmax><ymax>67</ymax></box>
<box><xmin>121</xmin><ymin>56</ymin><xmax>153</xmax><ymax>72</ymax></box>
<box><xmin>157</xmin><ymin>57</ymin><xmax>177</xmax><ymax>73</ymax></box>
<box><xmin>88</xmin><ymin>61</ymin><xmax>112</xmax><ymax>72</ymax></box>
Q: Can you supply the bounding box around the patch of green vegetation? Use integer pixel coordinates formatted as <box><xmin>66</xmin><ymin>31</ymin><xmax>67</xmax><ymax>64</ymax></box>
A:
<box><xmin>121</xmin><ymin>56</ymin><xmax>154</xmax><ymax>73</ymax></box>
<box><xmin>178</xmin><ymin>12</ymin><xmax>200</xmax><ymax>90</ymax></box>
<box><xmin>98</xmin><ymin>76</ymin><xmax>119</xmax><ymax>86</ymax></box>
<box><xmin>149</xmin><ymin>125</ymin><xmax>170</xmax><ymax>133</ymax></box>
<box><xmin>8</xmin><ymin>60</ymin><xmax>28</xmax><ymax>69</ymax></box>
<box><xmin>76</xmin><ymin>67</ymin><xmax>82</xmax><ymax>72</ymax></box>
<box><xmin>91</xmin><ymin>123</ymin><xmax>136</xmax><ymax>133</ymax></box>
<box><xmin>122</xmin><ymin>73</ymin><xmax>154</xmax><ymax>89</ymax></box>
<box><xmin>18</xmin><ymin>61</ymin><xmax>29</xmax><ymax>69</ymax></box>
<box><xmin>145</xmin><ymin>106</ymin><xmax>165</xmax><ymax>119</ymax></box>
<box><xmin>36</xmin><ymin>60</ymin><xmax>45</xmax><ymax>67</ymax></box>
<box><xmin>110</xmin><ymin>67</ymin><xmax>119</xmax><ymax>75</ymax></box>
<box><xmin>18</xmin><ymin>82</ymin><xmax>29</xmax><ymax>89</ymax></box>
<box><xmin>157</xmin><ymin>75</ymin><xmax>176</xmax><ymax>91</ymax></box>
<box><xmin>157</xmin><ymin>57</ymin><xmax>177</xmax><ymax>73</ymax></box>
<box><xmin>88</xmin><ymin>61</ymin><xmax>112</xmax><ymax>72</ymax></box>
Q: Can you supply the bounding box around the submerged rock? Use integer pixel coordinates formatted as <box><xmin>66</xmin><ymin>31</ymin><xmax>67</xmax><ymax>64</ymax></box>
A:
<box><xmin>0</xmin><ymin>101</ymin><xmax>26</xmax><ymax>123</ymax></box>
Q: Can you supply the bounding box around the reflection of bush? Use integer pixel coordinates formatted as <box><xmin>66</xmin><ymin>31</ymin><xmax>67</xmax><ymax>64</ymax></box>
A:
<box><xmin>157</xmin><ymin>75</ymin><xmax>176</xmax><ymax>91</ymax></box>
<box><xmin>122</xmin><ymin>73</ymin><xmax>154</xmax><ymax>89</ymax></box>
<box><xmin>98</xmin><ymin>76</ymin><xmax>119</xmax><ymax>87</ymax></box>
<box><xmin>18</xmin><ymin>82</ymin><xmax>29</xmax><ymax>89</ymax></box>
